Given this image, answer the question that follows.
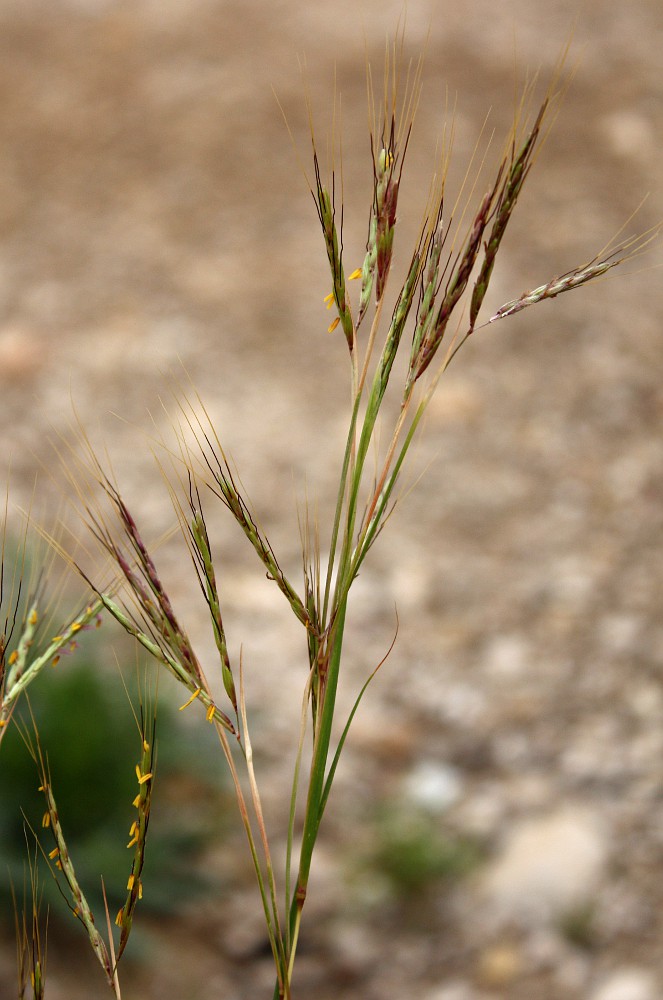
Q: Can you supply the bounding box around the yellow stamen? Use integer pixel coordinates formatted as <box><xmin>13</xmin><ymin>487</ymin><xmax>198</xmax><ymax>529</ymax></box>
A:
<box><xmin>327</xmin><ymin>316</ymin><xmax>340</xmax><ymax>334</ymax></box>
<box><xmin>127</xmin><ymin>874</ymin><xmax>135</xmax><ymax>890</ymax></box>
<box><xmin>323</xmin><ymin>291</ymin><xmax>334</xmax><ymax>308</ymax></box>
<box><xmin>0</xmin><ymin>720</ymin><xmax>7</xmax><ymax>728</ymax></box>
<box><xmin>128</xmin><ymin>820</ymin><xmax>138</xmax><ymax>838</ymax></box>
<box><xmin>70</xmin><ymin>622</ymin><xmax>82</xmax><ymax>632</ymax></box>
<box><xmin>29</xmin><ymin>609</ymin><xmax>38</xmax><ymax>625</ymax></box>
<box><xmin>179</xmin><ymin>688</ymin><xmax>201</xmax><ymax>711</ymax></box>
<box><xmin>48</xmin><ymin>847</ymin><xmax>59</xmax><ymax>860</ymax></box>
<box><xmin>132</xmin><ymin>793</ymin><xmax>141</xmax><ymax>808</ymax></box>
<box><xmin>138</xmin><ymin>881</ymin><xmax>143</xmax><ymax>900</ymax></box>
<box><xmin>42</xmin><ymin>813</ymin><xmax>51</xmax><ymax>828</ymax></box>
<box><xmin>51</xmin><ymin>635</ymin><xmax>63</xmax><ymax>644</ymax></box>
<box><xmin>135</xmin><ymin>765</ymin><xmax>152</xmax><ymax>785</ymax></box>
<box><xmin>348</xmin><ymin>267</ymin><xmax>362</xmax><ymax>280</ymax></box>
<box><xmin>143</xmin><ymin>739</ymin><xmax>150</xmax><ymax>752</ymax></box>
<box><xmin>379</xmin><ymin>149</ymin><xmax>395</xmax><ymax>171</ymax></box>
<box><xmin>52</xmin><ymin>655</ymin><xmax>60</xmax><ymax>667</ymax></box>
<box><xmin>127</xmin><ymin>834</ymin><xmax>139</xmax><ymax>848</ymax></box>
<box><xmin>115</xmin><ymin>908</ymin><xmax>124</xmax><ymax>928</ymax></box>
<box><xmin>8</xmin><ymin>650</ymin><xmax>18</xmax><ymax>665</ymax></box>
<box><xmin>206</xmin><ymin>703</ymin><xmax>216</xmax><ymax>722</ymax></box>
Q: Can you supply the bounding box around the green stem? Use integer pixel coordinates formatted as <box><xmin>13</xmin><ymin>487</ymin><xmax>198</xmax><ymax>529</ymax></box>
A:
<box><xmin>321</xmin><ymin>394</ymin><xmax>362</xmax><ymax>630</ymax></box>
<box><xmin>284</xmin><ymin>597</ymin><xmax>349</xmax><ymax>985</ymax></box>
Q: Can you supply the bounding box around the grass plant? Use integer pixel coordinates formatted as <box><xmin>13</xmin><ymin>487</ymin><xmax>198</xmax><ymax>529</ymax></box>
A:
<box><xmin>0</xmin><ymin>32</ymin><xmax>656</xmax><ymax>999</ymax></box>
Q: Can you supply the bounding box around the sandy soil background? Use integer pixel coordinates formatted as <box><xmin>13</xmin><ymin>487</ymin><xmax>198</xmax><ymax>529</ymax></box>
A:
<box><xmin>1</xmin><ymin>1</ymin><xmax>662</xmax><ymax>998</ymax></box>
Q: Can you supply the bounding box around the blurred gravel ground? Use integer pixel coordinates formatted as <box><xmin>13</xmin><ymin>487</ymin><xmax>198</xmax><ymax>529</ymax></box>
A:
<box><xmin>1</xmin><ymin>2</ymin><xmax>662</xmax><ymax>998</ymax></box>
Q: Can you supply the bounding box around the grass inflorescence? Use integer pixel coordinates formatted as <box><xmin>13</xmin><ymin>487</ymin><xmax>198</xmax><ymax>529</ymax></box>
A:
<box><xmin>0</xmin><ymin>30</ymin><xmax>656</xmax><ymax>1000</ymax></box>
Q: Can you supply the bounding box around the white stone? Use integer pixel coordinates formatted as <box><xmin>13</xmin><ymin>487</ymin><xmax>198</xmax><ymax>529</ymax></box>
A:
<box><xmin>423</xmin><ymin>982</ymin><xmax>474</xmax><ymax>1000</ymax></box>
<box><xmin>403</xmin><ymin>760</ymin><xmax>463</xmax><ymax>813</ymax></box>
<box><xmin>601</xmin><ymin>110</ymin><xmax>656</xmax><ymax>159</ymax></box>
<box><xmin>590</xmin><ymin>967</ymin><xmax>658</xmax><ymax>1000</ymax></box>
<box><xmin>480</xmin><ymin>807</ymin><xmax>608</xmax><ymax>924</ymax></box>
<box><xmin>483</xmin><ymin>633</ymin><xmax>530</xmax><ymax>678</ymax></box>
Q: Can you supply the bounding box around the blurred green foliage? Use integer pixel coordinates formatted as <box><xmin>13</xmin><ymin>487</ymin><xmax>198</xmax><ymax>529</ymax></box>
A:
<box><xmin>369</xmin><ymin>805</ymin><xmax>482</xmax><ymax>895</ymax></box>
<box><xmin>0</xmin><ymin>629</ymin><xmax>231</xmax><ymax>921</ymax></box>
<box><xmin>558</xmin><ymin>902</ymin><xmax>597</xmax><ymax>950</ymax></box>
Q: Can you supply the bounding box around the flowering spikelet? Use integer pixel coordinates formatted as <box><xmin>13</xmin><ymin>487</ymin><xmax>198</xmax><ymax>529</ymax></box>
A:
<box><xmin>375</xmin><ymin>246</ymin><xmax>423</xmax><ymax>405</ymax></box>
<box><xmin>190</xmin><ymin>508</ymin><xmax>238</xmax><ymax>713</ymax></box>
<box><xmin>113</xmin><ymin>491</ymin><xmax>203</xmax><ymax>685</ymax></box>
<box><xmin>313</xmin><ymin>154</ymin><xmax>355</xmax><ymax>351</ymax></box>
<box><xmin>116</xmin><ymin>716</ymin><xmax>155</xmax><ymax>961</ymax></box>
<box><xmin>414</xmin><ymin>180</ymin><xmax>501</xmax><ymax>380</ymax></box>
<box><xmin>1</xmin><ymin>599</ymin><xmax>104</xmax><ymax>740</ymax></box>
<box><xmin>374</xmin><ymin>145</ymin><xmax>399</xmax><ymax>300</ymax></box>
<box><xmin>194</xmin><ymin>443</ymin><xmax>312</xmax><ymax>634</ymax></box>
<box><xmin>36</xmin><ymin>760</ymin><xmax>115</xmax><ymax>985</ymax></box>
<box><xmin>404</xmin><ymin>213</ymin><xmax>445</xmax><ymax>398</ymax></box>
<box><xmin>468</xmin><ymin>99</ymin><xmax>549</xmax><ymax>331</ymax></box>
<box><xmin>488</xmin><ymin>243</ymin><xmax>645</xmax><ymax>322</ymax></box>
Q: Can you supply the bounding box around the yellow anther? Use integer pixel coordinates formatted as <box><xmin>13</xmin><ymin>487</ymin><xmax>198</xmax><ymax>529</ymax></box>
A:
<box><xmin>327</xmin><ymin>316</ymin><xmax>340</xmax><ymax>334</ymax></box>
<box><xmin>135</xmin><ymin>765</ymin><xmax>153</xmax><ymax>785</ymax></box>
<box><xmin>206</xmin><ymin>703</ymin><xmax>216</xmax><ymax>722</ymax></box>
<box><xmin>378</xmin><ymin>148</ymin><xmax>395</xmax><ymax>172</ymax></box>
<box><xmin>42</xmin><ymin>812</ymin><xmax>51</xmax><ymax>828</ymax></box>
<box><xmin>71</xmin><ymin>622</ymin><xmax>82</xmax><ymax>633</ymax></box>
<box><xmin>179</xmin><ymin>688</ymin><xmax>201</xmax><ymax>711</ymax></box>
<box><xmin>115</xmin><ymin>908</ymin><xmax>124</xmax><ymax>928</ymax></box>
<box><xmin>28</xmin><ymin>609</ymin><xmax>38</xmax><ymax>625</ymax></box>
<box><xmin>48</xmin><ymin>847</ymin><xmax>59</xmax><ymax>860</ymax></box>
<box><xmin>8</xmin><ymin>650</ymin><xmax>18</xmax><ymax>665</ymax></box>
<box><xmin>348</xmin><ymin>268</ymin><xmax>362</xmax><ymax>280</ymax></box>
<box><xmin>127</xmin><ymin>874</ymin><xmax>135</xmax><ymax>890</ymax></box>
<box><xmin>323</xmin><ymin>291</ymin><xmax>334</xmax><ymax>308</ymax></box>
